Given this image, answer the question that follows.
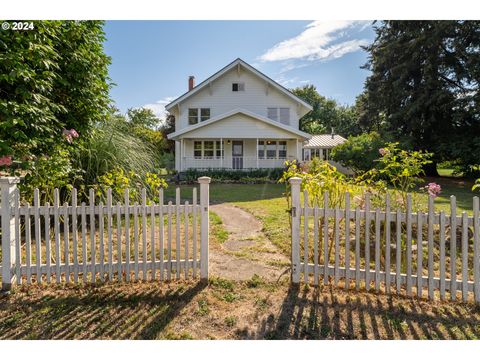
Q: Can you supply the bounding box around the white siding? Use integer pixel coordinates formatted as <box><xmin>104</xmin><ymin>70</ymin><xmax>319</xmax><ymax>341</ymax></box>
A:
<box><xmin>178</xmin><ymin>113</ymin><xmax>301</xmax><ymax>139</ymax></box>
<box><xmin>176</xmin><ymin>67</ymin><xmax>301</xmax><ymax>131</ymax></box>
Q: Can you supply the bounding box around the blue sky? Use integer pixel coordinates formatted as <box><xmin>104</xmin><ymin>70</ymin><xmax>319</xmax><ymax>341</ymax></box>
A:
<box><xmin>104</xmin><ymin>21</ymin><xmax>375</xmax><ymax>120</ymax></box>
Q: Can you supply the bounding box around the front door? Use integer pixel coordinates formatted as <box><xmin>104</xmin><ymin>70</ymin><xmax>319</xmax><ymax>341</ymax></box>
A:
<box><xmin>232</xmin><ymin>141</ymin><xmax>243</xmax><ymax>169</ymax></box>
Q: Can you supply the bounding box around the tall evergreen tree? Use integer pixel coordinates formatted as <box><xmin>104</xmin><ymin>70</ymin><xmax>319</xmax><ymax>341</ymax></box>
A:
<box><xmin>362</xmin><ymin>21</ymin><xmax>480</xmax><ymax>176</ymax></box>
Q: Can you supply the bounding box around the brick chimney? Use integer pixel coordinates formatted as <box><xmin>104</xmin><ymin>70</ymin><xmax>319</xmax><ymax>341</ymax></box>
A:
<box><xmin>188</xmin><ymin>76</ymin><xmax>195</xmax><ymax>91</ymax></box>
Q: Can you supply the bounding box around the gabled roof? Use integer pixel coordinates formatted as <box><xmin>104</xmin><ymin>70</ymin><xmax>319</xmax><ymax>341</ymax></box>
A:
<box><xmin>165</xmin><ymin>58</ymin><xmax>313</xmax><ymax>113</ymax></box>
<box><xmin>304</xmin><ymin>134</ymin><xmax>347</xmax><ymax>149</ymax></box>
<box><xmin>167</xmin><ymin>108</ymin><xmax>312</xmax><ymax>140</ymax></box>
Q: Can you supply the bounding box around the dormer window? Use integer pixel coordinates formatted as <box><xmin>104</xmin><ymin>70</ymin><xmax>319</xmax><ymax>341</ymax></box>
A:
<box><xmin>188</xmin><ymin>108</ymin><xmax>210</xmax><ymax>124</ymax></box>
<box><xmin>232</xmin><ymin>82</ymin><xmax>245</xmax><ymax>92</ymax></box>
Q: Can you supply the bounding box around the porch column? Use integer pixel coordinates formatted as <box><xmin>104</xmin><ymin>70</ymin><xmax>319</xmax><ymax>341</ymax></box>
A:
<box><xmin>296</xmin><ymin>139</ymin><xmax>299</xmax><ymax>161</ymax></box>
<box><xmin>256</xmin><ymin>138</ymin><xmax>259</xmax><ymax>168</ymax></box>
<box><xmin>220</xmin><ymin>137</ymin><xmax>223</xmax><ymax>168</ymax></box>
<box><xmin>180</xmin><ymin>138</ymin><xmax>184</xmax><ymax>171</ymax></box>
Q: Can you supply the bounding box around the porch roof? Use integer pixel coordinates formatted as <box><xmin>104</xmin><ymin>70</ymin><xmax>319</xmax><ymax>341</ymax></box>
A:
<box><xmin>167</xmin><ymin>108</ymin><xmax>312</xmax><ymax>141</ymax></box>
<box><xmin>303</xmin><ymin>134</ymin><xmax>347</xmax><ymax>149</ymax></box>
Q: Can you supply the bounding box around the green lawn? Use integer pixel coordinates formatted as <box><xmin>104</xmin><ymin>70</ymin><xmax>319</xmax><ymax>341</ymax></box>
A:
<box><xmin>437</xmin><ymin>168</ymin><xmax>456</xmax><ymax>177</ymax></box>
<box><xmin>165</xmin><ymin>175</ymin><xmax>477</xmax><ymax>214</ymax></box>
<box><xmin>420</xmin><ymin>176</ymin><xmax>477</xmax><ymax>214</ymax></box>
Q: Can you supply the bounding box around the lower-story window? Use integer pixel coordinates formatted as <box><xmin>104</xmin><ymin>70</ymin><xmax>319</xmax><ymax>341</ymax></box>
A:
<box><xmin>257</xmin><ymin>140</ymin><xmax>288</xmax><ymax>159</ymax></box>
<box><xmin>278</xmin><ymin>141</ymin><xmax>287</xmax><ymax>159</ymax></box>
<box><xmin>308</xmin><ymin>148</ymin><xmax>329</xmax><ymax>160</ymax></box>
<box><xmin>194</xmin><ymin>141</ymin><xmax>202</xmax><ymax>158</ymax></box>
<box><xmin>193</xmin><ymin>140</ymin><xmax>224</xmax><ymax>159</ymax></box>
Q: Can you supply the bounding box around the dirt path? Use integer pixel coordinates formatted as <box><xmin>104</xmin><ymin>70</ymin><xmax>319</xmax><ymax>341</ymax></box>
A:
<box><xmin>209</xmin><ymin>203</ymin><xmax>289</xmax><ymax>281</ymax></box>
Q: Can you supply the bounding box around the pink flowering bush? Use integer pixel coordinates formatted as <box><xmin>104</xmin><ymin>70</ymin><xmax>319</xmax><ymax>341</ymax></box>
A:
<box><xmin>62</xmin><ymin>128</ymin><xmax>79</xmax><ymax>143</ymax></box>
<box><xmin>378</xmin><ymin>148</ymin><xmax>389</xmax><ymax>156</ymax></box>
<box><xmin>424</xmin><ymin>182</ymin><xmax>442</xmax><ymax>198</ymax></box>
<box><xmin>0</xmin><ymin>155</ymin><xmax>12</xmax><ymax>167</ymax></box>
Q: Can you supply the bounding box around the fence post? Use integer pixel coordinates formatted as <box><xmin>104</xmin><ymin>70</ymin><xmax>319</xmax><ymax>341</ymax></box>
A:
<box><xmin>289</xmin><ymin>177</ymin><xmax>302</xmax><ymax>284</ymax></box>
<box><xmin>1</xmin><ymin>177</ymin><xmax>21</xmax><ymax>291</ymax></box>
<box><xmin>198</xmin><ymin>176</ymin><xmax>211</xmax><ymax>281</ymax></box>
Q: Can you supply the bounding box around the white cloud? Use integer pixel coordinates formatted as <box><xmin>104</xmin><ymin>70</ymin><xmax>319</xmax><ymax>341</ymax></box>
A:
<box><xmin>143</xmin><ymin>96</ymin><xmax>176</xmax><ymax>122</ymax></box>
<box><xmin>260</xmin><ymin>21</ymin><xmax>369</xmax><ymax>63</ymax></box>
<box><xmin>275</xmin><ymin>74</ymin><xmax>310</xmax><ymax>87</ymax></box>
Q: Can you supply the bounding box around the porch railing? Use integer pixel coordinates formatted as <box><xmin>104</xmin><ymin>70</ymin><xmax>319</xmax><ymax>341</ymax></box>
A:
<box><xmin>182</xmin><ymin>156</ymin><xmax>293</xmax><ymax>170</ymax></box>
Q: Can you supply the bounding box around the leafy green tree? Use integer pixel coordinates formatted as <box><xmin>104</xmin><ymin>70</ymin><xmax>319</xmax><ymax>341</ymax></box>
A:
<box><xmin>160</xmin><ymin>113</ymin><xmax>176</xmax><ymax>152</ymax></box>
<box><xmin>0</xmin><ymin>20</ymin><xmax>111</xmax><ymax>172</ymax></box>
<box><xmin>331</xmin><ymin>132</ymin><xmax>387</xmax><ymax>174</ymax></box>
<box><xmin>361</xmin><ymin>21</ymin><xmax>480</xmax><ymax>176</ymax></box>
<box><xmin>127</xmin><ymin>107</ymin><xmax>160</xmax><ymax>129</ymax></box>
<box><xmin>291</xmin><ymin>85</ymin><xmax>362</xmax><ymax>136</ymax></box>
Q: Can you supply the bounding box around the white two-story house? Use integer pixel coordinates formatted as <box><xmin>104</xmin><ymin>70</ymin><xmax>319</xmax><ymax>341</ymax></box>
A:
<box><xmin>166</xmin><ymin>58</ymin><xmax>313</xmax><ymax>172</ymax></box>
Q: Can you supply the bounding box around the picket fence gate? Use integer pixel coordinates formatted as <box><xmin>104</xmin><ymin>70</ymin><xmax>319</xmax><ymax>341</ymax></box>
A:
<box><xmin>289</xmin><ymin>177</ymin><xmax>480</xmax><ymax>304</ymax></box>
<box><xmin>0</xmin><ymin>177</ymin><xmax>211</xmax><ymax>290</ymax></box>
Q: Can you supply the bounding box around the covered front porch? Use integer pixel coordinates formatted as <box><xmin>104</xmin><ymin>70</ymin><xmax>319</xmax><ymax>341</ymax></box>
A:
<box><xmin>177</xmin><ymin>138</ymin><xmax>301</xmax><ymax>171</ymax></box>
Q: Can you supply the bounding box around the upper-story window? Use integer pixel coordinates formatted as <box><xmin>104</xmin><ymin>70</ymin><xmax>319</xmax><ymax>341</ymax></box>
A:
<box><xmin>200</xmin><ymin>108</ymin><xmax>210</xmax><ymax>122</ymax></box>
<box><xmin>232</xmin><ymin>82</ymin><xmax>245</xmax><ymax>92</ymax></box>
<box><xmin>188</xmin><ymin>108</ymin><xmax>210</xmax><ymax>125</ymax></box>
<box><xmin>267</xmin><ymin>107</ymin><xmax>290</xmax><ymax>125</ymax></box>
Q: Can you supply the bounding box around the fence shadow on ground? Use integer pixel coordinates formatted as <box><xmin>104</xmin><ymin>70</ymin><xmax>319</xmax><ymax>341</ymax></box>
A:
<box><xmin>243</xmin><ymin>284</ymin><xmax>480</xmax><ymax>340</ymax></box>
<box><xmin>0</xmin><ymin>281</ymin><xmax>206</xmax><ymax>340</ymax></box>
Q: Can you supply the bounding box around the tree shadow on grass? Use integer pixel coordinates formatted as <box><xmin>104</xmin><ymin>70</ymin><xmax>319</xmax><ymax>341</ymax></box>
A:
<box><xmin>0</xmin><ymin>281</ymin><xmax>206</xmax><ymax>340</ymax></box>
<box><xmin>240</xmin><ymin>284</ymin><xmax>480</xmax><ymax>340</ymax></box>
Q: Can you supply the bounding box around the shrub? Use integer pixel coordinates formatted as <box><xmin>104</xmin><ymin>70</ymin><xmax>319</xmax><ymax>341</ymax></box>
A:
<box><xmin>279</xmin><ymin>158</ymin><xmax>354</xmax><ymax>209</ymax></box>
<box><xmin>181</xmin><ymin>168</ymin><xmax>284</xmax><ymax>183</ymax></box>
<box><xmin>331</xmin><ymin>131</ymin><xmax>386</xmax><ymax>174</ymax></box>
<box><xmin>472</xmin><ymin>166</ymin><xmax>480</xmax><ymax>192</ymax></box>
<box><xmin>19</xmin><ymin>147</ymin><xmax>80</xmax><ymax>204</ymax></box>
<box><xmin>0</xmin><ymin>21</ymin><xmax>111</xmax><ymax>170</ymax></box>
<box><xmin>356</xmin><ymin>142</ymin><xmax>433</xmax><ymax>211</ymax></box>
<box><xmin>94</xmin><ymin>167</ymin><xmax>168</xmax><ymax>204</ymax></box>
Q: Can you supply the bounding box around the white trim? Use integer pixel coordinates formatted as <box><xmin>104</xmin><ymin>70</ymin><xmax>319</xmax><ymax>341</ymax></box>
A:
<box><xmin>220</xmin><ymin>137</ymin><xmax>223</xmax><ymax>168</ymax></box>
<box><xmin>256</xmin><ymin>138</ymin><xmax>259</xmax><ymax>169</ymax></box>
<box><xmin>180</xmin><ymin>138</ymin><xmax>184</xmax><ymax>171</ymax></box>
<box><xmin>167</xmin><ymin>108</ymin><xmax>312</xmax><ymax>140</ymax></box>
<box><xmin>165</xmin><ymin>58</ymin><xmax>313</xmax><ymax>113</ymax></box>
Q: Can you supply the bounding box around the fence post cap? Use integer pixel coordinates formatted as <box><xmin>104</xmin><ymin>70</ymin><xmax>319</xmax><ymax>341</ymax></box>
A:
<box><xmin>0</xmin><ymin>176</ymin><xmax>21</xmax><ymax>185</ymax></box>
<box><xmin>197</xmin><ymin>176</ymin><xmax>211</xmax><ymax>184</ymax></box>
<box><xmin>289</xmin><ymin>177</ymin><xmax>302</xmax><ymax>185</ymax></box>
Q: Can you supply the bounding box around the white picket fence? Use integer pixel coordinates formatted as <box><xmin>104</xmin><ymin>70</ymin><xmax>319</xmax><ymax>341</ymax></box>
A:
<box><xmin>0</xmin><ymin>177</ymin><xmax>211</xmax><ymax>290</ymax></box>
<box><xmin>289</xmin><ymin>177</ymin><xmax>480</xmax><ymax>303</ymax></box>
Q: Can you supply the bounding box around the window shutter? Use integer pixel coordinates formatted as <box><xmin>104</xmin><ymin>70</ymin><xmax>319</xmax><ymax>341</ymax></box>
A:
<box><xmin>279</xmin><ymin>108</ymin><xmax>290</xmax><ymax>125</ymax></box>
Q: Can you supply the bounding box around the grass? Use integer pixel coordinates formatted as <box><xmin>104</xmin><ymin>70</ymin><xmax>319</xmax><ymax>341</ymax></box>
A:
<box><xmin>437</xmin><ymin>168</ymin><xmax>456</xmax><ymax>177</ymax></box>
<box><xmin>1</xmin><ymin>278</ymin><xmax>479</xmax><ymax>339</ymax></box>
